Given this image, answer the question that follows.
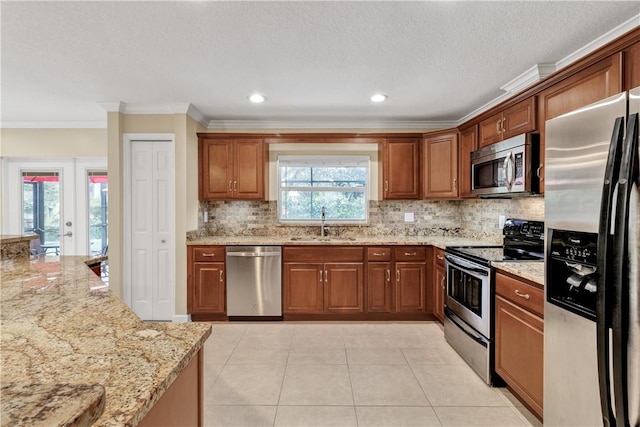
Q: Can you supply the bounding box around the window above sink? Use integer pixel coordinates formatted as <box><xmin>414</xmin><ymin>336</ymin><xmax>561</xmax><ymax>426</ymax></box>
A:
<box><xmin>277</xmin><ymin>155</ymin><xmax>370</xmax><ymax>225</ymax></box>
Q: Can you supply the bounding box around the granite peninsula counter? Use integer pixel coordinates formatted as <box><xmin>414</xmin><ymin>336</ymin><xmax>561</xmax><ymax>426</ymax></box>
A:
<box><xmin>0</xmin><ymin>256</ymin><xmax>211</xmax><ymax>427</ymax></box>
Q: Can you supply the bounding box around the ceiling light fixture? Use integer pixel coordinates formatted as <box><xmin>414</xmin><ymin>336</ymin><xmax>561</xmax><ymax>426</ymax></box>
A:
<box><xmin>370</xmin><ymin>94</ymin><xmax>387</xmax><ymax>103</ymax></box>
<box><xmin>249</xmin><ymin>94</ymin><xmax>266</xmax><ymax>103</ymax></box>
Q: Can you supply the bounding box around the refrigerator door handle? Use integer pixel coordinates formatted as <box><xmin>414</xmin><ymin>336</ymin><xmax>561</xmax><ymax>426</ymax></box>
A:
<box><xmin>596</xmin><ymin>116</ymin><xmax>625</xmax><ymax>427</ymax></box>
<box><xmin>610</xmin><ymin>113</ymin><xmax>639</xmax><ymax>426</ymax></box>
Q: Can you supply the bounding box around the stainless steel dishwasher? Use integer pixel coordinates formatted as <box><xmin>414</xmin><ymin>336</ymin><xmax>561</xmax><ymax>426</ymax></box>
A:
<box><xmin>226</xmin><ymin>246</ymin><xmax>282</xmax><ymax>317</ymax></box>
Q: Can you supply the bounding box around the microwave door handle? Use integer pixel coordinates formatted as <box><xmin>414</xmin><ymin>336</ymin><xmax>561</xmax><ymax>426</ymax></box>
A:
<box><xmin>503</xmin><ymin>152</ymin><xmax>514</xmax><ymax>190</ymax></box>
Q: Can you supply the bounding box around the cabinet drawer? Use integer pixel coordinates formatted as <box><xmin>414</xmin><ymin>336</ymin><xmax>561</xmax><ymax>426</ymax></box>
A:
<box><xmin>496</xmin><ymin>272</ymin><xmax>544</xmax><ymax>317</ymax></box>
<box><xmin>434</xmin><ymin>248</ymin><xmax>446</xmax><ymax>267</ymax></box>
<box><xmin>284</xmin><ymin>246</ymin><xmax>363</xmax><ymax>262</ymax></box>
<box><xmin>367</xmin><ymin>247</ymin><xmax>391</xmax><ymax>261</ymax></box>
<box><xmin>192</xmin><ymin>246</ymin><xmax>225</xmax><ymax>262</ymax></box>
<box><xmin>394</xmin><ymin>246</ymin><xmax>426</xmax><ymax>261</ymax></box>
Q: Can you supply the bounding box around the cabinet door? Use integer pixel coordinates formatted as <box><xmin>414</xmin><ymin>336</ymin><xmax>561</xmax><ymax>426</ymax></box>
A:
<box><xmin>192</xmin><ymin>262</ymin><xmax>225</xmax><ymax>313</ymax></box>
<box><xmin>283</xmin><ymin>263</ymin><xmax>324</xmax><ymax>313</ymax></box>
<box><xmin>423</xmin><ymin>132</ymin><xmax>459</xmax><ymax>199</ymax></box>
<box><xmin>478</xmin><ymin>112</ymin><xmax>504</xmax><ymax>147</ymax></box>
<box><xmin>200</xmin><ymin>140</ymin><xmax>233</xmax><ymax>200</ymax></box>
<box><xmin>458</xmin><ymin>126</ymin><xmax>477</xmax><ymax>198</ymax></box>
<box><xmin>234</xmin><ymin>140</ymin><xmax>265</xmax><ymax>200</ymax></box>
<box><xmin>538</xmin><ymin>53</ymin><xmax>623</xmax><ymax>195</ymax></box>
<box><xmin>395</xmin><ymin>262</ymin><xmax>426</xmax><ymax>313</ymax></box>
<box><xmin>324</xmin><ymin>263</ymin><xmax>364</xmax><ymax>313</ymax></box>
<box><xmin>383</xmin><ymin>138</ymin><xmax>420</xmax><ymax>199</ymax></box>
<box><xmin>495</xmin><ymin>296</ymin><xmax>544</xmax><ymax>419</ymax></box>
<box><xmin>434</xmin><ymin>265</ymin><xmax>445</xmax><ymax>322</ymax></box>
<box><xmin>367</xmin><ymin>262</ymin><xmax>392</xmax><ymax>313</ymax></box>
<box><xmin>502</xmin><ymin>97</ymin><xmax>536</xmax><ymax>139</ymax></box>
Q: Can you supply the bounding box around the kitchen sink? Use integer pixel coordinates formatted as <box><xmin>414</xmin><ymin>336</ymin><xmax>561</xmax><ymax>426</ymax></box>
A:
<box><xmin>289</xmin><ymin>236</ymin><xmax>357</xmax><ymax>242</ymax></box>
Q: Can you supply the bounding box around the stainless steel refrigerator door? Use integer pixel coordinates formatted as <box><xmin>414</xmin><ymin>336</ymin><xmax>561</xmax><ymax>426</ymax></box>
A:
<box><xmin>544</xmin><ymin>91</ymin><xmax>627</xmax><ymax>426</ymax></box>
<box><xmin>226</xmin><ymin>246</ymin><xmax>282</xmax><ymax>316</ymax></box>
<box><xmin>627</xmin><ymin>86</ymin><xmax>640</xmax><ymax>427</ymax></box>
<box><xmin>545</xmin><ymin>91</ymin><xmax>627</xmax><ymax>233</ymax></box>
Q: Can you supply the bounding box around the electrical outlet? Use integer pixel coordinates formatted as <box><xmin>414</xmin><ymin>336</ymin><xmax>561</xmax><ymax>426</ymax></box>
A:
<box><xmin>498</xmin><ymin>215</ymin><xmax>506</xmax><ymax>229</ymax></box>
<box><xmin>404</xmin><ymin>212</ymin><xmax>415</xmax><ymax>223</ymax></box>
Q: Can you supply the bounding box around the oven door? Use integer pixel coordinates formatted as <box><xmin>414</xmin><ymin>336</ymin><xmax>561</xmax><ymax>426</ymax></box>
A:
<box><xmin>445</xmin><ymin>252</ymin><xmax>491</xmax><ymax>338</ymax></box>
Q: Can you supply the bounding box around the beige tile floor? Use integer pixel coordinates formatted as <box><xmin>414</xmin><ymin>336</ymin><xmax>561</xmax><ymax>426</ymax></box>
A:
<box><xmin>203</xmin><ymin>322</ymin><xmax>542</xmax><ymax>427</ymax></box>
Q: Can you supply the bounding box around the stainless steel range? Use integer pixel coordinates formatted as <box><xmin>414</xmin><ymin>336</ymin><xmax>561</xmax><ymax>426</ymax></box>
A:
<box><xmin>444</xmin><ymin>218</ymin><xmax>544</xmax><ymax>384</ymax></box>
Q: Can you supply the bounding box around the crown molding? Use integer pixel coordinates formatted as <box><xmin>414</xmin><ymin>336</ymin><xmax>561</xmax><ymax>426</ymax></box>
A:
<box><xmin>97</xmin><ymin>101</ymin><xmax>124</xmax><ymax>113</ymax></box>
<box><xmin>206</xmin><ymin>119</ymin><xmax>456</xmax><ymax>131</ymax></box>
<box><xmin>555</xmin><ymin>14</ymin><xmax>640</xmax><ymax>69</ymax></box>
<box><xmin>500</xmin><ymin>63</ymin><xmax>556</xmax><ymax>95</ymax></box>
<box><xmin>0</xmin><ymin>120</ymin><xmax>107</xmax><ymax>129</ymax></box>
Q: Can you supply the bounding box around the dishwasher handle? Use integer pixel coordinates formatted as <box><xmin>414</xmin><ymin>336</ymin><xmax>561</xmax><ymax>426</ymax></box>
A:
<box><xmin>226</xmin><ymin>251</ymin><xmax>281</xmax><ymax>257</ymax></box>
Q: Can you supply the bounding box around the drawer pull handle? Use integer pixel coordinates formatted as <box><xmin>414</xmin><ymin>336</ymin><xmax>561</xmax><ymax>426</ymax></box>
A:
<box><xmin>201</xmin><ymin>253</ymin><xmax>216</xmax><ymax>257</ymax></box>
<box><xmin>514</xmin><ymin>289</ymin><xmax>530</xmax><ymax>300</ymax></box>
<box><xmin>436</xmin><ymin>255</ymin><xmax>444</xmax><ymax>260</ymax></box>
<box><xmin>441</xmin><ymin>276</ymin><xmax>445</xmax><ymax>289</ymax></box>
<box><xmin>373</xmin><ymin>252</ymin><xmax>385</xmax><ymax>256</ymax></box>
<box><xmin>404</xmin><ymin>252</ymin><xmax>417</xmax><ymax>256</ymax></box>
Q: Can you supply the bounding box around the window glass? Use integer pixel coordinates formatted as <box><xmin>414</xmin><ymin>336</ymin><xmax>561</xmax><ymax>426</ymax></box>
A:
<box><xmin>278</xmin><ymin>156</ymin><xmax>368</xmax><ymax>223</ymax></box>
<box><xmin>88</xmin><ymin>171</ymin><xmax>108</xmax><ymax>256</ymax></box>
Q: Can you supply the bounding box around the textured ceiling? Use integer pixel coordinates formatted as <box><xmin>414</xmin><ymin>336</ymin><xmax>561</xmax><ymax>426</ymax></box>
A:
<box><xmin>1</xmin><ymin>1</ymin><xmax>639</xmax><ymax>128</ymax></box>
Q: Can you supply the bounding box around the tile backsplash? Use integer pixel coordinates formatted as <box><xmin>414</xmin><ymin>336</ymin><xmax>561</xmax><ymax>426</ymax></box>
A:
<box><xmin>192</xmin><ymin>197</ymin><xmax>544</xmax><ymax>242</ymax></box>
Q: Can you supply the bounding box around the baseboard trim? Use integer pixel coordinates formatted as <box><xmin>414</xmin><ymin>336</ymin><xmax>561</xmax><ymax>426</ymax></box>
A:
<box><xmin>172</xmin><ymin>314</ymin><xmax>191</xmax><ymax>323</ymax></box>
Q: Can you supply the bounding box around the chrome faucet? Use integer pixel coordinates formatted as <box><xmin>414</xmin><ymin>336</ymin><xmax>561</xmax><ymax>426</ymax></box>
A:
<box><xmin>320</xmin><ymin>206</ymin><xmax>327</xmax><ymax>237</ymax></box>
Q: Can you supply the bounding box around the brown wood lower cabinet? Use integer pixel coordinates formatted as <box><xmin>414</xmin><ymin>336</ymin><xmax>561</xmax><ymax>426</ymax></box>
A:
<box><xmin>187</xmin><ymin>246</ymin><xmax>226</xmax><ymax>321</ymax></box>
<box><xmin>495</xmin><ymin>271</ymin><xmax>544</xmax><ymax>421</ymax></box>
<box><xmin>395</xmin><ymin>262</ymin><xmax>426</xmax><ymax>312</ymax></box>
<box><xmin>283</xmin><ymin>246</ymin><xmax>365</xmax><ymax>316</ymax></box>
<box><xmin>433</xmin><ymin>248</ymin><xmax>446</xmax><ymax>322</ymax></box>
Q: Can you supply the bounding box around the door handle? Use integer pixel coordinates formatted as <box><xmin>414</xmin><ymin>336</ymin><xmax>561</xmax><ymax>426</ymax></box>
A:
<box><xmin>384</xmin><ymin>180</ymin><xmax>389</xmax><ymax>193</ymax></box>
<box><xmin>319</xmin><ymin>270</ymin><xmax>323</xmax><ymax>282</ymax></box>
<box><xmin>324</xmin><ymin>270</ymin><xmax>328</xmax><ymax>283</ymax></box>
<box><xmin>502</xmin><ymin>117</ymin><xmax>506</xmax><ymax>133</ymax></box>
<box><xmin>219</xmin><ymin>270</ymin><xmax>224</xmax><ymax>282</ymax></box>
<box><xmin>234</xmin><ymin>181</ymin><xmax>237</xmax><ymax>192</ymax></box>
<box><xmin>396</xmin><ymin>270</ymin><xmax>400</xmax><ymax>282</ymax></box>
<box><xmin>496</xmin><ymin>119</ymin><xmax>501</xmax><ymax>135</ymax></box>
<box><xmin>60</xmin><ymin>231</ymin><xmax>72</xmax><ymax>237</ymax></box>
<box><xmin>441</xmin><ymin>276</ymin><xmax>446</xmax><ymax>289</ymax></box>
<box><xmin>386</xmin><ymin>269</ymin><xmax>390</xmax><ymax>282</ymax></box>
<box><xmin>537</xmin><ymin>164</ymin><xmax>544</xmax><ymax>181</ymax></box>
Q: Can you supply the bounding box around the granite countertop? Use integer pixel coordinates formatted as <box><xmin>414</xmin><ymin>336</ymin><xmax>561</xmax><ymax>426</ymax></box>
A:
<box><xmin>0</xmin><ymin>234</ymin><xmax>39</xmax><ymax>244</ymax></box>
<box><xmin>187</xmin><ymin>235</ymin><xmax>500</xmax><ymax>250</ymax></box>
<box><xmin>492</xmin><ymin>261</ymin><xmax>545</xmax><ymax>286</ymax></box>
<box><xmin>1</xmin><ymin>383</ymin><xmax>106</xmax><ymax>427</ymax></box>
<box><xmin>0</xmin><ymin>256</ymin><xmax>211</xmax><ymax>427</ymax></box>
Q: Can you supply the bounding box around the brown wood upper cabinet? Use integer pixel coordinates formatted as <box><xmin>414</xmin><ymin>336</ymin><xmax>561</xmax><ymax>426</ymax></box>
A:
<box><xmin>478</xmin><ymin>97</ymin><xmax>537</xmax><ymax>148</ymax></box>
<box><xmin>382</xmin><ymin>137</ymin><xmax>420</xmax><ymax>199</ymax></box>
<box><xmin>458</xmin><ymin>125</ymin><xmax>478</xmax><ymax>199</ymax></box>
<box><xmin>422</xmin><ymin>131</ymin><xmax>458</xmax><ymax>199</ymax></box>
<box><xmin>199</xmin><ymin>138</ymin><xmax>265</xmax><ymax>200</ymax></box>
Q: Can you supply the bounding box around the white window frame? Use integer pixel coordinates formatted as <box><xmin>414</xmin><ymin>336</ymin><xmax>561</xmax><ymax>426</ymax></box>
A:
<box><xmin>277</xmin><ymin>155</ymin><xmax>370</xmax><ymax>225</ymax></box>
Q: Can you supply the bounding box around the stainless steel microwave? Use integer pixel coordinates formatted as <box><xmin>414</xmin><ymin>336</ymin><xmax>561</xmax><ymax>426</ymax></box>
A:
<box><xmin>470</xmin><ymin>133</ymin><xmax>539</xmax><ymax>197</ymax></box>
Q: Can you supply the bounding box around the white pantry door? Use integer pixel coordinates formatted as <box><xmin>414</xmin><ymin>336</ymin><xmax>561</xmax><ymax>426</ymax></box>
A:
<box><xmin>128</xmin><ymin>138</ymin><xmax>174</xmax><ymax>321</ymax></box>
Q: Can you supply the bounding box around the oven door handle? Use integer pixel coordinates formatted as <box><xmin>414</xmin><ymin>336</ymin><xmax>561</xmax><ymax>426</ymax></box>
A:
<box><xmin>445</xmin><ymin>253</ymin><xmax>490</xmax><ymax>276</ymax></box>
<box><xmin>445</xmin><ymin>307</ymin><xmax>488</xmax><ymax>347</ymax></box>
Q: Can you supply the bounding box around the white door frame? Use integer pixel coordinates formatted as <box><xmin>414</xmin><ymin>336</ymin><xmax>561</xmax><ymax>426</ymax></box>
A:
<box><xmin>2</xmin><ymin>157</ymin><xmax>105</xmax><ymax>256</ymax></box>
<box><xmin>122</xmin><ymin>133</ymin><xmax>175</xmax><ymax>319</ymax></box>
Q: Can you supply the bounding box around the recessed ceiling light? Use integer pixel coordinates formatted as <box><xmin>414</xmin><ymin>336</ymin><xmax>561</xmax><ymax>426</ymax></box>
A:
<box><xmin>370</xmin><ymin>94</ymin><xmax>387</xmax><ymax>103</ymax></box>
<box><xmin>249</xmin><ymin>94</ymin><xmax>266</xmax><ymax>103</ymax></box>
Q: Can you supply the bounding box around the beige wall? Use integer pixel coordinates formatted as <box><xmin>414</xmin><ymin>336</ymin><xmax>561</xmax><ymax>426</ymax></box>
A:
<box><xmin>107</xmin><ymin>113</ymin><xmax>205</xmax><ymax>316</ymax></box>
<box><xmin>0</xmin><ymin>128</ymin><xmax>107</xmax><ymax>157</ymax></box>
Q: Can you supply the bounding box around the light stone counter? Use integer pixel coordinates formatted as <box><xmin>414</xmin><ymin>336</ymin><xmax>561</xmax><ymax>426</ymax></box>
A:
<box><xmin>0</xmin><ymin>256</ymin><xmax>211</xmax><ymax>427</ymax></box>
<box><xmin>187</xmin><ymin>235</ymin><xmax>500</xmax><ymax>250</ymax></box>
<box><xmin>492</xmin><ymin>261</ymin><xmax>545</xmax><ymax>286</ymax></box>
<box><xmin>0</xmin><ymin>234</ymin><xmax>38</xmax><ymax>260</ymax></box>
